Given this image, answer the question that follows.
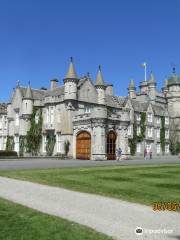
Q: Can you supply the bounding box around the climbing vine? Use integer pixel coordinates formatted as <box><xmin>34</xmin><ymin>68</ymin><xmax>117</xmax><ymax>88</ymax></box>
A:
<box><xmin>6</xmin><ymin>136</ymin><xmax>14</xmax><ymax>151</ymax></box>
<box><xmin>19</xmin><ymin>136</ymin><xmax>26</xmax><ymax>156</ymax></box>
<box><xmin>46</xmin><ymin>134</ymin><xmax>56</xmax><ymax>156</ymax></box>
<box><xmin>26</xmin><ymin>107</ymin><xmax>43</xmax><ymax>156</ymax></box>
<box><xmin>129</xmin><ymin>112</ymin><xmax>146</xmax><ymax>155</ymax></box>
<box><xmin>160</xmin><ymin>116</ymin><xmax>165</xmax><ymax>154</ymax></box>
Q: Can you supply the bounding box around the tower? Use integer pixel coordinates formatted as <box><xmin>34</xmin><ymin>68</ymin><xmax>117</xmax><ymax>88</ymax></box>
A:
<box><xmin>22</xmin><ymin>83</ymin><xmax>33</xmax><ymax>115</ymax></box>
<box><xmin>128</xmin><ymin>79</ymin><xmax>136</xmax><ymax>99</ymax></box>
<box><xmin>63</xmin><ymin>58</ymin><xmax>79</xmax><ymax>100</ymax></box>
<box><xmin>148</xmin><ymin>72</ymin><xmax>157</xmax><ymax>101</ymax></box>
<box><xmin>95</xmin><ymin>66</ymin><xmax>106</xmax><ymax>104</ymax></box>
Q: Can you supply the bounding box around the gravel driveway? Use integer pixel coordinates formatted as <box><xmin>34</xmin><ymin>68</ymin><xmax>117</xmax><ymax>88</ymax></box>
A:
<box><xmin>0</xmin><ymin>176</ymin><xmax>179</xmax><ymax>240</ymax></box>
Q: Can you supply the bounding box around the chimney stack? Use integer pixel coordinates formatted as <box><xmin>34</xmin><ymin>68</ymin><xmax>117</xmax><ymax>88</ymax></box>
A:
<box><xmin>50</xmin><ymin>79</ymin><xmax>58</xmax><ymax>90</ymax></box>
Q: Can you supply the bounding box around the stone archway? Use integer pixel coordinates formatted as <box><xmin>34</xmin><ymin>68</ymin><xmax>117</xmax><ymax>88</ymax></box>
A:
<box><xmin>76</xmin><ymin>131</ymin><xmax>91</xmax><ymax>160</ymax></box>
<box><xmin>106</xmin><ymin>131</ymin><xmax>117</xmax><ymax>160</ymax></box>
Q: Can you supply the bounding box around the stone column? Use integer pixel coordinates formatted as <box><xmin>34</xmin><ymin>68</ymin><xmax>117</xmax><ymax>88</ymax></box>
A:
<box><xmin>92</xmin><ymin>123</ymin><xmax>106</xmax><ymax>160</ymax></box>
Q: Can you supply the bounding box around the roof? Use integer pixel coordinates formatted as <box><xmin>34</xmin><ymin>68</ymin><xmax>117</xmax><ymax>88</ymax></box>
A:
<box><xmin>65</xmin><ymin>59</ymin><xmax>78</xmax><ymax>79</ymax></box>
<box><xmin>128</xmin><ymin>79</ymin><xmax>135</xmax><ymax>89</ymax></box>
<box><xmin>95</xmin><ymin>66</ymin><xmax>106</xmax><ymax>87</ymax></box>
<box><xmin>45</xmin><ymin>86</ymin><xmax>64</xmax><ymax>97</ymax></box>
<box><xmin>19</xmin><ymin>87</ymin><xmax>46</xmax><ymax>100</ymax></box>
<box><xmin>24</xmin><ymin>85</ymin><xmax>33</xmax><ymax>99</ymax></box>
<box><xmin>167</xmin><ymin>73</ymin><xmax>180</xmax><ymax>86</ymax></box>
<box><xmin>106</xmin><ymin>95</ymin><xmax>127</xmax><ymax>108</ymax></box>
<box><xmin>131</xmin><ymin>100</ymin><xmax>149</xmax><ymax>112</ymax></box>
<box><xmin>148</xmin><ymin>72</ymin><xmax>156</xmax><ymax>84</ymax></box>
<box><xmin>152</xmin><ymin>104</ymin><xmax>167</xmax><ymax>116</ymax></box>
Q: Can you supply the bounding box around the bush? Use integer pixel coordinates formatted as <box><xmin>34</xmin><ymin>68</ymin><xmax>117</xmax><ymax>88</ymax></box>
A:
<box><xmin>0</xmin><ymin>150</ymin><xmax>18</xmax><ymax>157</ymax></box>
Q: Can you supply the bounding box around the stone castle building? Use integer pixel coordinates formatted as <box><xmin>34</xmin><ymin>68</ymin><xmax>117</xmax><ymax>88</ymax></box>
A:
<box><xmin>0</xmin><ymin>59</ymin><xmax>180</xmax><ymax>159</ymax></box>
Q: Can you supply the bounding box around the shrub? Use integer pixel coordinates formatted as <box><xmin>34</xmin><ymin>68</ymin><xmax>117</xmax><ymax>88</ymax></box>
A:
<box><xmin>0</xmin><ymin>151</ymin><xmax>18</xmax><ymax>157</ymax></box>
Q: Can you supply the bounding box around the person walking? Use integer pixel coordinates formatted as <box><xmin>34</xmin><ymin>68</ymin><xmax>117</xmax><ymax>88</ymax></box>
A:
<box><xmin>144</xmin><ymin>148</ymin><xmax>147</xmax><ymax>160</ymax></box>
<box><xmin>149</xmin><ymin>150</ymin><xmax>152</xmax><ymax>159</ymax></box>
<box><xmin>116</xmin><ymin>147</ymin><xmax>122</xmax><ymax>161</ymax></box>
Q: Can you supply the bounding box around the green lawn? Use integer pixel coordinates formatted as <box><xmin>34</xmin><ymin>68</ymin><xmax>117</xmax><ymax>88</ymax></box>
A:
<box><xmin>0</xmin><ymin>164</ymin><xmax>180</xmax><ymax>205</ymax></box>
<box><xmin>0</xmin><ymin>198</ymin><xmax>112</xmax><ymax>240</ymax></box>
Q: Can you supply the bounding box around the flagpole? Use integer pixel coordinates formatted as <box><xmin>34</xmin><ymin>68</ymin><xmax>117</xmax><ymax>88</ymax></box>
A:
<box><xmin>144</xmin><ymin>63</ymin><xmax>147</xmax><ymax>81</ymax></box>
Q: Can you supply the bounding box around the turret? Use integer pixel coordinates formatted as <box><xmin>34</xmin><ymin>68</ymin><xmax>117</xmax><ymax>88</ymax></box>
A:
<box><xmin>22</xmin><ymin>83</ymin><xmax>33</xmax><ymax>115</ymax></box>
<box><xmin>13</xmin><ymin>82</ymin><xmax>22</xmax><ymax>111</ymax></box>
<box><xmin>148</xmin><ymin>72</ymin><xmax>157</xmax><ymax>100</ymax></box>
<box><xmin>63</xmin><ymin>57</ymin><xmax>79</xmax><ymax>100</ymax></box>
<box><xmin>95</xmin><ymin>66</ymin><xmax>106</xmax><ymax>104</ymax></box>
<box><xmin>128</xmin><ymin>79</ymin><xmax>136</xmax><ymax>99</ymax></box>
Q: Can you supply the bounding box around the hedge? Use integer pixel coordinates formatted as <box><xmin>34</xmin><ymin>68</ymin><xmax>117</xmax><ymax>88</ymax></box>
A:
<box><xmin>0</xmin><ymin>150</ymin><xmax>18</xmax><ymax>157</ymax></box>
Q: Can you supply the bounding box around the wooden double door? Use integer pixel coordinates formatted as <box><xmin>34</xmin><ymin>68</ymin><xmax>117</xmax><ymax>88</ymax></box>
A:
<box><xmin>76</xmin><ymin>131</ymin><xmax>91</xmax><ymax>160</ymax></box>
<box><xmin>106</xmin><ymin>131</ymin><xmax>117</xmax><ymax>160</ymax></box>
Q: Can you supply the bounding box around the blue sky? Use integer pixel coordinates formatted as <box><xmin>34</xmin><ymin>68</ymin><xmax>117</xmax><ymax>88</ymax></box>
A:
<box><xmin>0</xmin><ymin>0</ymin><xmax>179</xmax><ymax>101</ymax></box>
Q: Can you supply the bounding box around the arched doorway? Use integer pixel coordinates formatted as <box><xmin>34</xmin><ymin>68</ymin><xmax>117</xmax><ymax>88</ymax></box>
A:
<box><xmin>76</xmin><ymin>131</ymin><xmax>91</xmax><ymax>160</ymax></box>
<box><xmin>107</xmin><ymin>131</ymin><xmax>117</xmax><ymax>160</ymax></box>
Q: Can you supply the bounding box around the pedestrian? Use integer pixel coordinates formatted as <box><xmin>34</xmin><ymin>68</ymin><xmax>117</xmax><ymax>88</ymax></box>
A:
<box><xmin>149</xmin><ymin>150</ymin><xmax>152</xmax><ymax>159</ymax></box>
<box><xmin>144</xmin><ymin>148</ymin><xmax>147</xmax><ymax>160</ymax></box>
<box><xmin>116</xmin><ymin>147</ymin><xmax>122</xmax><ymax>161</ymax></box>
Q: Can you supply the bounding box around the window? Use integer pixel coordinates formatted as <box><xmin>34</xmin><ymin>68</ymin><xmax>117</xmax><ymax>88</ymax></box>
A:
<box><xmin>15</xmin><ymin>113</ymin><xmax>19</xmax><ymax>126</ymax></box>
<box><xmin>137</xmin><ymin>143</ymin><xmax>141</xmax><ymax>153</ymax></box>
<box><xmin>35</xmin><ymin>114</ymin><xmax>39</xmax><ymax>124</ymax></box>
<box><xmin>137</xmin><ymin>126</ymin><xmax>141</xmax><ymax>136</ymax></box>
<box><xmin>157</xmin><ymin>117</ymin><xmax>160</xmax><ymax>124</ymax></box>
<box><xmin>56</xmin><ymin>134</ymin><xmax>61</xmax><ymax>153</ymax></box>
<box><xmin>0</xmin><ymin>116</ymin><xmax>2</xmax><ymax>129</ymax></box>
<box><xmin>136</xmin><ymin>113</ymin><xmax>141</xmax><ymax>121</ymax></box>
<box><xmin>42</xmin><ymin>135</ymin><xmax>47</xmax><ymax>153</ymax></box>
<box><xmin>128</xmin><ymin>125</ymin><xmax>132</xmax><ymax>135</ymax></box>
<box><xmin>147</xmin><ymin>127</ymin><xmax>153</xmax><ymax>137</ymax></box>
<box><xmin>4</xmin><ymin>116</ymin><xmax>7</xmax><ymax>129</ymax></box>
<box><xmin>147</xmin><ymin>113</ymin><xmax>152</xmax><ymax>123</ymax></box>
<box><xmin>156</xmin><ymin>128</ymin><xmax>160</xmax><ymax>138</ymax></box>
<box><xmin>165</xmin><ymin>144</ymin><xmax>169</xmax><ymax>153</ymax></box>
<box><xmin>50</xmin><ymin>107</ymin><xmax>54</xmax><ymax>125</ymax></box>
<box><xmin>84</xmin><ymin>106</ymin><xmax>91</xmax><ymax>114</ymax></box>
<box><xmin>46</xmin><ymin>108</ymin><xmax>49</xmax><ymax>124</ymax></box>
<box><xmin>165</xmin><ymin>129</ymin><xmax>169</xmax><ymax>139</ymax></box>
<box><xmin>165</xmin><ymin>117</ymin><xmax>169</xmax><ymax>125</ymax></box>
<box><xmin>157</xmin><ymin>143</ymin><xmax>160</xmax><ymax>154</ymax></box>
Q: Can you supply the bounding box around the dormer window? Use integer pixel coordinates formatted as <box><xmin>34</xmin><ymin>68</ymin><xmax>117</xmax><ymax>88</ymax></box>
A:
<box><xmin>147</xmin><ymin>113</ymin><xmax>152</xmax><ymax>123</ymax></box>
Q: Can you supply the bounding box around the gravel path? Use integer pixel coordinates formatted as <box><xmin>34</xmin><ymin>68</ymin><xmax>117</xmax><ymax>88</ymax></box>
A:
<box><xmin>0</xmin><ymin>176</ymin><xmax>179</xmax><ymax>240</ymax></box>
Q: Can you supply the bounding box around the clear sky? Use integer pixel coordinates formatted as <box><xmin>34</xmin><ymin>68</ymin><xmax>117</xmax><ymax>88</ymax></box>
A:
<box><xmin>0</xmin><ymin>0</ymin><xmax>179</xmax><ymax>101</ymax></box>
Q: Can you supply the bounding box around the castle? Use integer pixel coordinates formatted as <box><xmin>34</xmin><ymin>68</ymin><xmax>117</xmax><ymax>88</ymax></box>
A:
<box><xmin>0</xmin><ymin>59</ymin><xmax>180</xmax><ymax>159</ymax></box>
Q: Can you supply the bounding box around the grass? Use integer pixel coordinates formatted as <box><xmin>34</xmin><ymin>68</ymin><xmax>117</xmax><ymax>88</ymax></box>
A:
<box><xmin>0</xmin><ymin>164</ymin><xmax>180</xmax><ymax>205</ymax></box>
<box><xmin>0</xmin><ymin>198</ymin><xmax>112</xmax><ymax>240</ymax></box>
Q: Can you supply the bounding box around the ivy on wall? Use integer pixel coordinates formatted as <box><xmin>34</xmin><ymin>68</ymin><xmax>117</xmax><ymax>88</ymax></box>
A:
<box><xmin>26</xmin><ymin>107</ymin><xmax>43</xmax><ymax>156</ymax></box>
<box><xmin>19</xmin><ymin>136</ymin><xmax>26</xmax><ymax>156</ymax></box>
<box><xmin>160</xmin><ymin>116</ymin><xmax>165</xmax><ymax>154</ymax></box>
<box><xmin>129</xmin><ymin>112</ymin><xmax>146</xmax><ymax>155</ymax></box>
<box><xmin>46</xmin><ymin>134</ymin><xmax>56</xmax><ymax>156</ymax></box>
<box><xmin>6</xmin><ymin>136</ymin><xmax>14</xmax><ymax>151</ymax></box>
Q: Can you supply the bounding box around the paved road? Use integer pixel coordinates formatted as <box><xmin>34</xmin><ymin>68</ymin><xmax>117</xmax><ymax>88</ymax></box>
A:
<box><xmin>0</xmin><ymin>157</ymin><xmax>180</xmax><ymax>170</ymax></box>
<box><xmin>0</xmin><ymin>176</ymin><xmax>179</xmax><ymax>240</ymax></box>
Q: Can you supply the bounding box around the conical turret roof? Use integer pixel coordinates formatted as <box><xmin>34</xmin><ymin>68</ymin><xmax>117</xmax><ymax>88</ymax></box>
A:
<box><xmin>128</xmin><ymin>79</ymin><xmax>135</xmax><ymax>89</ymax></box>
<box><xmin>65</xmin><ymin>57</ymin><xmax>78</xmax><ymax>79</ymax></box>
<box><xmin>95</xmin><ymin>66</ymin><xmax>106</xmax><ymax>87</ymax></box>
<box><xmin>24</xmin><ymin>83</ymin><xmax>33</xmax><ymax>99</ymax></box>
<box><xmin>148</xmin><ymin>72</ymin><xmax>156</xmax><ymax>84</ymax></box>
